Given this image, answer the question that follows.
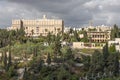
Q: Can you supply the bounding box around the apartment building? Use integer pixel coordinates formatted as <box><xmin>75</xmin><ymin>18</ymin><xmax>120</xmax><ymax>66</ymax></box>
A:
<box><xmin>84</xmin><ymin>25</ymin><xmax>112</xmax><ymax>32</ymax></box>
<box><xmin>7</xmin><ymin>15</ymin><xmax>64</xmax><ymax>37</ymax></box>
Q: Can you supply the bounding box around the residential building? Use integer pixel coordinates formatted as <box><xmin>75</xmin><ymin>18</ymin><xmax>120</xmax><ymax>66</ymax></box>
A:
<box><xmin>84</xmin><ymin>25</ymin><xmax>112</xmax><ymax>32</ymax></box>
<box><xmin>64</xmin><ymin>27</ymin><xmax>71</xmax><ymax>33</ymax></box>
<box><xmin>79</xmin><ymin>34</ymin><xmax>84</xmax><ymax>38</ymax></box>
<box><xmin>7</xmin><ymin>15</ymin><xmax>64</xmax><ymax>37</ymax></box>
<box><xmin>108</xmin><ymin>38</ymin><xmax>120</xmax><ymax>52</ymax></box>
<box><xmin>96</xmin><ymin>25</ymin><xmax>112</xmax><ymax>31</ymax></box>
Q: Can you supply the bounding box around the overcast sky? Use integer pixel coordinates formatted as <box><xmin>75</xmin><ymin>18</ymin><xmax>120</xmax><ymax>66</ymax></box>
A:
<box><xmin>0</xmin><ymin>0</ymin><xmax>120</xmax><ymax>28</ymax></box>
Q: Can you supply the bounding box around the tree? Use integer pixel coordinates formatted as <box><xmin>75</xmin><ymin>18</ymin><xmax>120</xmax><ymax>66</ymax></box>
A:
<box><xmin>17</xmin><ymin>27</ymin><xmax>25</xmax><ymax>37</ymax></box>
<box><xmin>111</xmin><ymin>24</ymin><xmax>120</xmax><ymax>40</ymax></box>
<box><xmin>81</xmin><ymin>30</ymin><xmax>89</xmax><ymax>42</ymax></box>
<box><xmin>57</xmin><ymin>65</ymin><xmax>71</xmax><ymax>80</ymax></box>
<box><xmin>89</xmin><ymin>50</ymin><xmax>104</xmax><ymax>74</ymax></box>
<box><xmin>16</xmin><ymin>27</ymin><xmax>26</xmax><ymax>43</ymax></box>
<box><xmin>114</xmin><ymin>52</ymin><xmax>119</xmax><ymax>76</ymax></box>
<box><xmin>73</xmin><ymin>30</ymin><xmax>80</xmax><ymax>41</ymax></box>
<box><xmin>23</xmin><ymin>67</ymin><xmax>27</xmax><ymax>80</ymax></box>
<box><xmin>69</xmin><ymin>28</ymin><xmax>73</xmax><ymax>34</ymax></box>
<box><xmin>81</xmin><ymin>55</ymin><xmax>91</xmax><ymax>72</ymax></box>
<box><xmin>33</xmin><ymin>46</ymin><xmax>38</xmax><ymax>57</ymax></box>
<box><xmin>109</xmin><ymin>45</ymin><xmax>116</xmax><ymax>53</ymax></box>
<box><xmin>64</xmin><ymin>47</ymin><xmax>73</xmax><ymax>60</ymax></box>
<box><xmin>46</xmin><ymin>53</ymin><xmax>51</xmax><ymax>65</ymax></box>
<box><xmin>62</xmin><ymin>33</ymin><xmax>70</xmax><ymax>42</ymax></box>
<box><xmin>3</xmin><ymin>51</ymin><xmax>7</xmax><ymax>71</ymax></box>
<box><xmin>102</xmin><ymin>43</ymin><xmax>110</xmax><ymax>74</ymax></box>
<box><xmin>46</xmin><ymin>32</ymin><xmax>52</xmax><ymax>45</ymax></box>
<box><xmin>0</xmin><ymin>29</ymin><xmax>10</xmax><ymax>48</ymax></box>
<box><xmin>8</xmin><ymin>46</ymin><xmax>12</xmax><ymax>71</ymax></box>
<box><xmin>107</xmin><ymin>52</ymin><xmax>119</xmax><ymax>76</ymax></box>
<box><xmin>53</xmin><ymin>34</ymin><xmax>61</xmax><ymax>58</ymax></box>
<box><xmin>7</xmin><ymin>66</ymin><xmax>16</xmax><ymax>78</ymax></box>
<box><xmin>30</xmin><ymin>58</ymin><xmax>44</xmax><ymax>73</ymax></box>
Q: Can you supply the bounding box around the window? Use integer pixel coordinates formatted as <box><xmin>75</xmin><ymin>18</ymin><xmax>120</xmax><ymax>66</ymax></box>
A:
<box><xmin>36</xmin><ymin>27</ymin><xmax>39</xmax><ymax>33</ymax></box>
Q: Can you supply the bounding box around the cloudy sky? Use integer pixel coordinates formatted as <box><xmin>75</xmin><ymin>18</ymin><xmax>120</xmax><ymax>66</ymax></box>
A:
<box><xmin>0</xmin><ymin>0</ymin><xmax>120</xmax><ymax>28</ymax></box>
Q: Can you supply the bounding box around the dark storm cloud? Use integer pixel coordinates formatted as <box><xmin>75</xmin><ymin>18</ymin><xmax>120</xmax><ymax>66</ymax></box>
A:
<box><xmin>6</xmin><ymin>0</ymin><xmax>92</xmax><ymax>27</ymax></box>
<box><xmin>0</xmin><ymin>0</ymin><xmax>120</xmax><ymax>28</ymax></box>
<box><xmin>7</xmin><ymin>0</ymin><xmax>88</xmax><ymax>13</ymax></box>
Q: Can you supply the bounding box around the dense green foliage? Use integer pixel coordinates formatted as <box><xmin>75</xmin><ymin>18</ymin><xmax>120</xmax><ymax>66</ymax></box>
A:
<box><xmin>111</xmin><ymin>24</ymin><xmax>120</xmax><ymax>40</ymax></box>
<box><xmin>0</xmin><ymin>26</ymin><xmax>120</xmax><ymax>80</ymax></box>
<box><xmin>0</xmin><ymin>28</ymin><xmax>26</xmax><ymax>48</ymax></box>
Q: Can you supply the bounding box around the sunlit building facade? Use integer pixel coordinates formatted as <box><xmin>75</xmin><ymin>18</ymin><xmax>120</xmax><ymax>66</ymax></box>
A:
<box><xmin>7</xmin><ymin>15</ymin><xmax>64</xmax><ymax>37</ymax></box>
<box><xmin>87</xmin><ymin>31</ymin><xmax>111</xmax><ymax>42</ymax></box>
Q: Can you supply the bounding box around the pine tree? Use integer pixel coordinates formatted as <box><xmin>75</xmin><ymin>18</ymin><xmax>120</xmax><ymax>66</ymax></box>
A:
<box><xmin>103</xmin><ymin>43</ymin><xmax>109</xmax><ymax>73</ymax></box>
<box><xmin>33</xmin><ymin>47</ymin><xmax>37</xmax><ymax>57</ymax></box>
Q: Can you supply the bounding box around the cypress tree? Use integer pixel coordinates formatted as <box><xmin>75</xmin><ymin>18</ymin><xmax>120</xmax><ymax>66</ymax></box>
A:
<box><xmin>103</xmin><ymin>43</ymin><xmax>109</xmax><ymax>73</ymax></box>
<box><xmin>4</xmin><ymin>51</ymin><xmax>7</xmax><ymax>71</ymax></box>
<box><xmin>33</xmin><ymin>47</ymin><xmax>37</xmax><ymax>57</ymax></box>
<box><xmin>1</xmin><ymin>52</ymin><xmax>3</xmax><ymax>63</ymax></box>
<box><xmin>23</xmin><ymin>67</ymin><xmax>27</xmax><ymax>80</ymax></box>
<box><xmin>53</xmin><ymin>34</ymin><xmax>61</xmax><ymax>58</ymax></box>
<box><xmin>47</xmin><ymin>32</ymin><xmax>52</xmax><ymax>45</ymax></box>
<box><xmin>8</xmin><ymin>46</ymin><xmax>12</xmax><ymax>70</ymax></box>
<box><xmin>114</xmin><ymin>52</ymin><xmax>119</xmax><ymax>76</ymax></box>
<box><xmin>46</xmin><ymin>53</ymin><xmax>51</xmax><ymax>65</ymax></box>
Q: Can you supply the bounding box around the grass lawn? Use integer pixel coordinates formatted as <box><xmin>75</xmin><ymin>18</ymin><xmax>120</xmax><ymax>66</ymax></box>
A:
<box><xmin>79</xmin><ymin>48</ymin><xmax>102</xmax><ymax>54</ymax></box>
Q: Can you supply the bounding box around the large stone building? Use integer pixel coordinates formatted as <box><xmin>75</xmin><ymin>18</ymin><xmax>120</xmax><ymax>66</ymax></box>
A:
<box><xmin>7</xmin><ymin>15</ymin><xmax>64</xmax><ymax>37</ymax></box>
<box><xmin>84</xmin><ymin>25</ymin><xmax>111</xmax><ymax>43</ymax></box>
<box><xmin>87</xmin><ymin>31</ymin><xmax>111</xmax><ymax>42</ymax></box>
<box><xmin>71</xmin><ymin>25</ymin><xmax>112</xmax><ymax>43</ymax></box>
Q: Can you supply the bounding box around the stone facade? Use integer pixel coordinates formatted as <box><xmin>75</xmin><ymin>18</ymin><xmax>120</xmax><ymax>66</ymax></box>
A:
<box><xmin>108</xmin><ymin>38</ymin><xmax>120</xmax><ymax>52</ymax></box>
<box><xmin>7</xmin><ymin>15</ymin><xmax>64</xmax><ymax>37</ymax></box>
<box><xmin>87</xmin><ymin>31</ymin><xmax>111</xmax><ymax>42</ymax></box>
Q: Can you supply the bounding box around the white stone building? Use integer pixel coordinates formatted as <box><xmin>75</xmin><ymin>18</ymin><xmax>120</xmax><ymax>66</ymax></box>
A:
<box><xmin>7</xmin><ymin>15</ymin><xmax>64</xmax><ymax>37</ymax></box>
<box><xmin>108</xmin><ymin>38</ymin><xmax>120</xmax><ymax>52</ymax></box>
